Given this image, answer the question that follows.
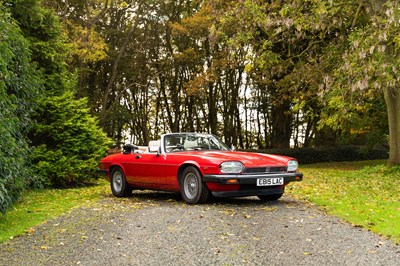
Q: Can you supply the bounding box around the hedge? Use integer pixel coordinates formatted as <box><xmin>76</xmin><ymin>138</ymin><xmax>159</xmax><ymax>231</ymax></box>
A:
<box><xmin>247</xmin><ymin>146</ymin><xmax>389</xmax><ymax>165</ymax></box>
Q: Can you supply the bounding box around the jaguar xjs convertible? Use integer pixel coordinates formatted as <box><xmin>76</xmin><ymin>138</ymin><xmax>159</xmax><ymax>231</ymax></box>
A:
<box><xmin>97</xmin><ymin>132</ymin><xmax>303</xmax><ymax>204</ymax></box>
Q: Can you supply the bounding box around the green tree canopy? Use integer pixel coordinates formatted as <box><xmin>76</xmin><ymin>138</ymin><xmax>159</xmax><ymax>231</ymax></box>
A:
<box><xmin>54</xmin><ymin>0</ymin><xmax>384</xmax><ymax>151</ymax></box>
<box><xmin>330</xmin><ymin>0</ymin><xmax>400</xmax><ymax>164</ymax></box>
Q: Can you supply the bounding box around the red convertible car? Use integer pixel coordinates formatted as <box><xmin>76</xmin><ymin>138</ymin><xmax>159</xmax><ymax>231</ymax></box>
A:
<box><xmin>97</xmin><ymin>133</ymin><xmax>303</xmax><ymax>204</ymax></box>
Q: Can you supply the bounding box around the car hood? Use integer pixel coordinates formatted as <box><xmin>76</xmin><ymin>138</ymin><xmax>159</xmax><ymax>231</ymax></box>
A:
<box><xmin>176</xmin><ymin>151</ymin><xmax>292</xmax><ymax>167</ymax></box>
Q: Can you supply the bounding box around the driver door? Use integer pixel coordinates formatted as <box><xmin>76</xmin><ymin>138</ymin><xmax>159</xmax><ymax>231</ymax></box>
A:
<box><xmin>125</xmin><ymin>152</ymin><xmax>166</xmax><ymax>189</ymax></box>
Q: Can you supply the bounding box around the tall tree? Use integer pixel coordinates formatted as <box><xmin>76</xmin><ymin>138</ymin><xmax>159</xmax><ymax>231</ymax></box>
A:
<box><xmin>332</xmin><ymin>0</ymin><xmax>400</xmax><ymax>164</ymax></box>
<box><xmin>48</xmin><ymin>0</ymin><xmax>391</xmax><ymax>153</ymax></box>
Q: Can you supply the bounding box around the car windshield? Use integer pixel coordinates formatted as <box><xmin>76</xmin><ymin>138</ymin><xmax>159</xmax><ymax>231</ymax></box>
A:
<box><xmin>164</xmin><ymin>133</ymin><xmax>230</xmax><ymax>153</ymax></box>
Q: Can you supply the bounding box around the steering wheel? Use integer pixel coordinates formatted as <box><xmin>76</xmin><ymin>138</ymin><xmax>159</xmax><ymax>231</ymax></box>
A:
<box><xmin>172</xmin><ymin>144</ymin><xmax>185</xmax><ymax>152</ymax></box>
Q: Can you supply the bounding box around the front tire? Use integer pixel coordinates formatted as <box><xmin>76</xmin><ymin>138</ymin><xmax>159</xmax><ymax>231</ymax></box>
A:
<box><xmin>110</xmin><ymin>167</ymin><xmax>132</xmax><ymax>197</ymax></box>
<box><xmin>180</xmin><ymin>166</ymin><xmax>210</xmax><ymax>204</ymax></box>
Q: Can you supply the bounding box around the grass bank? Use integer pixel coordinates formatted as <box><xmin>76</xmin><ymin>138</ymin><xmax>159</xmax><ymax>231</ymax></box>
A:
<box><xmin>0</xmin><ymin>180</ymin><xmax>109</xmax><ymax>243</ymax></box>
<box><xmin>288</xmin><ymin>160</ymin><xmax>400</xmax><ymax>243</ymax></box>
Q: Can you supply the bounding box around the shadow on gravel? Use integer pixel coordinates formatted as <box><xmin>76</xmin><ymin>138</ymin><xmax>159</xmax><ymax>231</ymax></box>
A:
<box><xmin>122</xmin><ymin>190</ymin><xmax>294</xmax><ymax>208</ymax></box>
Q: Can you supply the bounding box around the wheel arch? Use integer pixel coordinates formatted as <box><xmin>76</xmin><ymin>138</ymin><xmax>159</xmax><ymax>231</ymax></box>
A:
<box><xmin>177</xmin><ymin>162</ymin><xmax>202</xmax><ymax>184</ymax></box>
<box><xmin>109</xmin><ymin>163</ymin><xmax>126</xmax><ymax>176</ymax></box>
<box><xmin>178</xmin><ymin>162</ymin><xmax>211</xmax><ymax>204</ymax></box>
<box><xmin>109</xmin><ymin>163</ymin><xmax>132</xmax><ymax>197</ymax></box>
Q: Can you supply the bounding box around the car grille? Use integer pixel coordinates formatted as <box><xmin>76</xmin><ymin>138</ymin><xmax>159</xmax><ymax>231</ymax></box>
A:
<box><xmin>243</xmin><ymin>166</ymin><xmax>287</xmax><ymax>174</ymax></box>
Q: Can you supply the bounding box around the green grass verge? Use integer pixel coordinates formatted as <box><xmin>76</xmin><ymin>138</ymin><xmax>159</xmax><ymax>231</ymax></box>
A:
<box><xmin>0</xmin><ymin>180</ymin><xmax>109</xmax><ymax>243</ymax></box>
<box><xmin>288</xmin><ymin>160</ymin><xmax>400</xmax><ymax>243</ymax></box>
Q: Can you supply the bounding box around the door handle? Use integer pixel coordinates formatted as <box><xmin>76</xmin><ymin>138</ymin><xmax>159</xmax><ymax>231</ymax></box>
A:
<box><xmin>135</xmin><ymin>155</ymin><xmax>141</xmax><ymax>159</ymax></box>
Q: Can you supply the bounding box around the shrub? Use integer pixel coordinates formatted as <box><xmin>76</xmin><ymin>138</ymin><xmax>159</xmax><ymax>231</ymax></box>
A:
<box><xmin>29</xmin><ymin>91</ymin><xmax>111</xmax><ymax>187</ymax></box>
<box><xmin>0</xmin><ymin>93</ymin><xmax>27</xmax><ymax>215</ymax></box>
<box><xmin>0</xmin><ymin>8</ymin><xmax>42</xmax><ymax>214</ymax></box>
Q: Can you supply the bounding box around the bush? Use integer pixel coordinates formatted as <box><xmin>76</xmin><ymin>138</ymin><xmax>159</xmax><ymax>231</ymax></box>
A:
<box><xmin>29</xmin><ymin>91</ymin><xmax>111</xmax><ymax>188</ymax></box>
<box><xmin>0</xmin><ymin>95</ymin><xmax>27</xmax><ymax>215</ymax></box>
<box><xmin>250</xmin><ymin>146</ymin><xmax>389</xmax><ymax>165</ymax></box>
<box><xmin>0</xmin><ymin>8</ymin><xmax>42</xmax><ymax>214</ymax></box>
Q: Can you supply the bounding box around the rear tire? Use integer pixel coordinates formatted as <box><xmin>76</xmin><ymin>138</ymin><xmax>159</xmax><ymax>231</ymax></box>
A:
<box><xmin>180</xmin><ymin>166</ymin><xmax>210</xmax><ymax>204</ymax></box>
<box><xmin>110</xmin><ymin>167</ymin><xmax>132</xmax><ymax>197</ymax></box>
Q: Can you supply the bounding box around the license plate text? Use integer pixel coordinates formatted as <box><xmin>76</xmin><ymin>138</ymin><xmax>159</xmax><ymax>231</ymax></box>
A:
<box><xmin>257</xmin><ymin>177</ymin><xmax>284</xmax><ymax>186</ymax></box>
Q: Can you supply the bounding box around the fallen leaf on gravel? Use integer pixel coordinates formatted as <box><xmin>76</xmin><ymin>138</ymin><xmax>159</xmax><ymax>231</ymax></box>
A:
<box><xmin>26</xmin><ymin>228</ymin><xmax>35</xmax><ymax>234</ymax></box>
<box><xmin>244</xmin><ymin>214</ymin><xmax>251</xmax><ymax>219</ymax></box>
<box><xmin>222</xmin><ymin>209</ymin><xmax>236</xmax><ymax>216</ymax></box>
<box><xmin>41</xmin><ymin>245</ymin><xmax>48</xmax><ymax>250</ymax></box>
<box><xmin>262</xmin><ymin>207</ymin><xmax>277</xmax><ymax>212</ymax></box>
<box><xmin>212</xmin><ymin>248</ymin><xmax>221</xmax><ymax>254</ymax></box>
<box><xmin>303</xmin><ymin>252</ymin><xmax>311</xmax><ymax>255</ymax></box>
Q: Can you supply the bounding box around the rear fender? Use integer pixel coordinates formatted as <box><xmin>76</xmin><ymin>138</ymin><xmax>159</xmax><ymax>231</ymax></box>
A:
<box><xmin>109</xmin><ymin>163</ymin><xmax>127</xmax><ymax>178</ymax></box>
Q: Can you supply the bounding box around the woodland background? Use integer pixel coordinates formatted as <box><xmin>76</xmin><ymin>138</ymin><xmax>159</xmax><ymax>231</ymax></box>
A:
<box><xmin>1</xmin><ymin>0</ymin><xmax>400</xmax><ymax>214</ymax></box>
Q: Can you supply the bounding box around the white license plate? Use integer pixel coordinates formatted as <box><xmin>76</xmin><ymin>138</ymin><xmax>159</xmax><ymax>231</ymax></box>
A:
<box><xmin>257</xmin><ymin>177</ymin><xmax>284</xmax><ymax>186</ymax></box>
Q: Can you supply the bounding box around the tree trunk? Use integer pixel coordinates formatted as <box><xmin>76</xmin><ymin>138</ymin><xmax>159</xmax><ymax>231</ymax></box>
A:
<box><xmin>208</xmin><ymin>82</ymin><xmax>218</xmax><ymax>134</ymax></box>
<box><xmin>270</xmin><ymin>101</ymin><xmax>292</xmax><ymax>149</ymax></box>
<box><xmin>370</xmin><ymin>0</ymin><xmax>400</xmax><ymax>165</ymax></box>
<box><xmin>383</xmin><ymin>87</ymin><xmax>400</xmax><ymax>164</ymax></box>
<box><xmin>100</xmin><ymin>16</ymin><xmax>141</xmax><ymax>126</ymax></box>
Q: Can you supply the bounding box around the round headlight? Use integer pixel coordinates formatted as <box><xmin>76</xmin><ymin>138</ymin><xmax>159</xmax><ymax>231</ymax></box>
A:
<box><xmin>220</xmin><ymin>161</ymin><xmax>244</xmax><ymax>174</ymax></box>
<box><xmin>287</xmin><ymin>160</ymin><xmax>298</xmax><ymax>172</ymax></box>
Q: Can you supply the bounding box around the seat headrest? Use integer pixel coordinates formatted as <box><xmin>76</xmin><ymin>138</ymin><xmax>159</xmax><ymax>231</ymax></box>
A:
<box><xmin>148</xmin><ymin>140</ymin><xmax>161</xmax><ymax>152</ymax></box>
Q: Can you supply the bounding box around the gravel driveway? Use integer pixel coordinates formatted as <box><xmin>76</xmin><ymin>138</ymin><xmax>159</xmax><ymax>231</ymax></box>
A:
<box><xmin>1</xmin><ymin>191</ymin><xmax>399</xmax><ymax>266</ymax></box>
